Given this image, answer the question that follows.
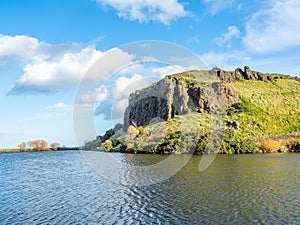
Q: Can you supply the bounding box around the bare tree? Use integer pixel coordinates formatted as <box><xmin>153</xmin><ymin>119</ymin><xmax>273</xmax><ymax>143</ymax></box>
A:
<box><xmin>18</xmin><ymin>142</ymin><xmax>26</xmax><ymax>151</ymax></box>
<box><xmin>50</xmin><ymin>142</ymin><xmax>60</xmax><ymax>150</ymax></box>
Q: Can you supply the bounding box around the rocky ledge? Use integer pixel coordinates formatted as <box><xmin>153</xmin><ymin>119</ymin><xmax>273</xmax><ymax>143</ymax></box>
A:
<box><xmin>124</xmin><ymin>66</ymin><xmax>270</xmax><ymax>130</ymax></box>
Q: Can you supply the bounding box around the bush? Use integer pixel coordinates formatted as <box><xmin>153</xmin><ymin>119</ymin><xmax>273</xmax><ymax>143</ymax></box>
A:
<box><xmin>195</xmin><ymin>133</ymin><xmax>210</xmax><ymax>154</ymax></box>
<box><xmin>137</xmin><ymin>126</ymin><xmax>144</xmax><ymax>134</ymax></box>
<box><xmin>127</xmin><ymin>125</ymin><xmax>139</xmax><ymax>138</ymax></box>
<box><xmin>289</xmin><ymin>140</ymin><xmax>300</xmax><ymax>152</ymax></box>
<box><xmin>152</xmin><ymin>131</ymin><xmax>181</xmax><ymax>154</ymax></box>
<box><xmin>261</xmin><ymin>139</ymin><xmax>281</xmax><ymax>152</ymax></box>
<box><xmin>104</xmin><ymin>140</ymin><xmax>113</xmax><ymax>152</ymax></box>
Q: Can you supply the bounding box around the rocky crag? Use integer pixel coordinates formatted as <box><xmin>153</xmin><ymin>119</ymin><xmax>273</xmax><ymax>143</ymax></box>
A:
<box><xmin>85</xmin><ymin>66</ymin><xmax>300</xmax><ymax>154</ymax></box>
<box><xmin>124</xmin><ymin>66</ymin><xmax>271</xmax><ymax>130</ymax></box>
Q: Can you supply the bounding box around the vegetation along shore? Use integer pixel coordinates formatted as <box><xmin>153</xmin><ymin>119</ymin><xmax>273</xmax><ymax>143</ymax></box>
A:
<box><xmin>85</xmin><ymin>66</ymin><xmax>300</xmax><ymax>154</ymax></box>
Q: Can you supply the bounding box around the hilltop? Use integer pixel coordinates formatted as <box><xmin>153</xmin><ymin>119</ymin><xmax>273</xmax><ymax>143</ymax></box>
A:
<box><xmin>85</xmin><ymin>66</ymin><xmax>300</xmax><ymax>154</ymax></box>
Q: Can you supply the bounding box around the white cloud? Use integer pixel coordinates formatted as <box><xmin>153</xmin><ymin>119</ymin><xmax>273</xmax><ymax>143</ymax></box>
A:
<box><xmin>84</xmin><ymin>48</ymin><xmax>134</xmax><ymax>81</ymax></box>
<box><xmin>199</xmin><ymin>52</ymin><xmax>232</xmax><ymax>69</ymax></box>
<box><xmin>202</xmin><ymin>0</ymin><xmax>233</xmax><ymax>15</ymax></box>
<box><xmin>153</xmin><ymin>64</ymin><xmax>201</xmax><ymax>77</ymax></box>
<box><xmin>215</xmin><ymin>25</ymin><xmax>240</xmax><ymax>47</ymax></box>
<box><xmin>1</xmin><ymin>35</ymin><xmax>134</xmax><ymax>95</ymax></box>
<box><xmin>244</xmin><ymin>0</ymin><xmax>300</xmax><ymax>53</ymax></box>
<box><xmin>0</xmin><ymin>34</ymin><xmax>40</xmax><ymax>59</ymax></box>
<box><xmin>0</xmin><ymin>34</ymin><xmax>104</xmax><ymax>94</ymax></box>
<box><xmin>96</xmin><ymin>0</ymin><xmax>188</xmax><ymax>25</ymax></box>
<box><xmin>46</xmin><ymin>102</ymin><xmax>72</xmax><ymax>110</ymax></box>
<box><xmin>10</xmin><ymin>47</ymin><xmax>102</xmax><ymax>93</ymax></box>
<box><xmin>115</xmin><ymin>74</ymin><xmax>144</xmax><ymax>95</ymax></box>
<box><xmin>80</xmin><ymin>87</ymin><xmax>108</xmax><ymax>104</ymax></box>
<box><xmin>95</xmin><ymin>73</ymin><xmax>157</xmax><ymax>119</ymax></box>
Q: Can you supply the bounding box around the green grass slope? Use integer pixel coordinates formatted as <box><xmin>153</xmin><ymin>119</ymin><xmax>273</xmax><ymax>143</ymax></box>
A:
<box><xmin>92</xmin><ymin>73</ymin><xmax>300</xmax><ymax>154</ymax></box>
<box><xmin>229</xmin><ymin>78</ymin><xmax>300</xmax><ymax>138</ymax></box>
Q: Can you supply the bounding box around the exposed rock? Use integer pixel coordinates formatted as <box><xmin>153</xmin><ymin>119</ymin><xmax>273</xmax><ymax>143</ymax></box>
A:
<box><xmin>211</xmin><ymin>66</ymin><xmax>273</xmax><ymax>83</ymax></box>
<box><xmin>124</xmin><ymin>73</ymin><xmax>240</xmax><ymax>130</ymax></box>
<box><xmin>224</xmin><ymin>120</ymin><xmax>239</xmax><ymax>130</ymax></box>
<box><xmin>244</xmin><ymin>66</ymin><xmax>256</xmax><ymax>80</ymax></box>
<box><xmin>232</xmin><ymin>120</ymin><xmax>240</xmax><ymax>130</ymax></box>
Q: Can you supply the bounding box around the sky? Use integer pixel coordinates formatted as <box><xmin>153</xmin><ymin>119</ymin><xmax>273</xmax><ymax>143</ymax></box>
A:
<box><xmin>0</xmin><ymin>0</ymin><xmax>300</xmax><ymax>148</ymax></box>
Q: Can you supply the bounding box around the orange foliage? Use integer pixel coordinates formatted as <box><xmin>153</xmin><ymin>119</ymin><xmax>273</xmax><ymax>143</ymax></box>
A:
<box><xmin>50</xmin><ymin>142</ymin><xmax>60</xmax><ymax>150</ymax></box>
<box><xmin>262</xmin><ymin>139</ymin><xmax>281</xmax><ymax>152</ymax></box>
<box><xmin>30</xmin><ymin>139</ymin><xmax>48</xmax><ymax>151</ymax></box>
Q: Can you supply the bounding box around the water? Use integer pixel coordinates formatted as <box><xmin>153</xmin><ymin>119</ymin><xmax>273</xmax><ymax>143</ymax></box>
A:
<box><xmin>0</xmin><ymin>151</ymin><xmax>299</xmax><ymax>224</ymax></box>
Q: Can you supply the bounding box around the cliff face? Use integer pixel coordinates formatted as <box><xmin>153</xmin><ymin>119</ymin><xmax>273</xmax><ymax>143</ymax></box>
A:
<box><xmin>124</xmin><ymin>70</ymin><xmax>241</xmax><ymax>129</ymax></box>
<box><xmin>85</xmin><ymin>66</ymin><xmax>300</xmax><ymax>154</ymax></box>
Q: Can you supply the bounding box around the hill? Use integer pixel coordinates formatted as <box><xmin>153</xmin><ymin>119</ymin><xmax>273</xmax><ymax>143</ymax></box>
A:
<box><xmin>84</xmin><ymin>66</ymin><xmax>300</xmax><ymax>154</ymax></box>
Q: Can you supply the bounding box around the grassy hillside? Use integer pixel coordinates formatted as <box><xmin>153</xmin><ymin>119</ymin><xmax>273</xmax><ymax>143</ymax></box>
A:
<box><xmin>229</xmin><ymin>78</ymin><xmax>300</xmax><ymax>138</ymax></box>
<box><xmin>90</xmin><ymin>72</ymin><xmax>300</xmax><ymax>154</ymax></box>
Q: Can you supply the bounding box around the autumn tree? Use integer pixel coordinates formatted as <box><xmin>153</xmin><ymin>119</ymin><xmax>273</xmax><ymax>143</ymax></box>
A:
<box><xmin>50</xmin><ymin>142</ymin><xmax>60</xmax><ymax>150</ymax></box>
<box><xmin>31</xmin><ymin>139</ymin><xmax>48</xmax><ymax>151</ymax></box>
<box><xmin>18</xmin><ymin>142</ymin><xmax>26</xmax><ymax>151</ymax></box>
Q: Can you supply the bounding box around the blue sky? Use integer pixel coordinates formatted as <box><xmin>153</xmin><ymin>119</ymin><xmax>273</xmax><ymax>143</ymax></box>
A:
<box><xmin>0</xmin><ymin>0</ymin><xmax>299</xmax><ymax>148</ymax></box>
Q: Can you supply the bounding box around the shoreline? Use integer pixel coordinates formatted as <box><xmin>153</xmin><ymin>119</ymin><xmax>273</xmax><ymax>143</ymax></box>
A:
<box><xmin>1</xmin><ymin>148</ymin><xmax>299</xmax><ymax>154</ymax></box>
<box><xmin>0</xmin><ymin>147</ymin><xmax>80</xmax><ymax>153</ymax></box>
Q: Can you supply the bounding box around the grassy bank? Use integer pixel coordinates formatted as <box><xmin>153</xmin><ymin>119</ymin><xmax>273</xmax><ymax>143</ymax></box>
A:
<box><xmin>88</xmin><ymin>72</ymin><xmax>300</xmax><ymax>154</ymax></box>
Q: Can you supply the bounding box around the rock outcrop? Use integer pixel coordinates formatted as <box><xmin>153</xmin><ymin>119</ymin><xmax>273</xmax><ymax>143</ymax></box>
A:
<box><xmin>124</xmin><ymin>72</ymin><xmax>240</xmax><ymax>130</ymax></box>
<box><xmin>211</xmin><ymin>66</ymin><xmax>274</xmax><ymax>82</ymax></box>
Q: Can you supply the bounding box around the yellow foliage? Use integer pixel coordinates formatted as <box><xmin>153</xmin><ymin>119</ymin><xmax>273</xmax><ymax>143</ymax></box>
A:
<box><xmin>126</xmin><ymin>143</ymin><xmax>134</xmax><ymax>151</ymax></box>
<box><xmin>262</xmin><ymin>139</ymin><xmax>281</xmax><ymax>152</ymax></box>
<box><xmin>18</xmin><ymin>142</ymin><xmax>26</xmax><ymax>150</ymax></box>
<box><xmin>127</xmin><ymin>125</ymin><xmax>139</xmax><ymax>138</ymax></box>
<box><xmin>50</xmin><ymin>142</ymin><xmax>60</xmax><ymax>150</ymax></box>
<box><xmin>30</xmin><ymin>139</ymin><xmax>48</xmax><ymax>151</ymax></box>
<box><xmin>104</xmin><ymin>140</ymin><xmax>113</xmax><ymax>152</ymax></box>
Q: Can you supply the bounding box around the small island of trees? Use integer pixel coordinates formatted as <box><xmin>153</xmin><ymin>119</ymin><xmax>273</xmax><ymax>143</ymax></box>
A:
<box><xmin>0</xmin><ymin>140</ymin><xmax>79</xmax><ymax>153</ymax></box>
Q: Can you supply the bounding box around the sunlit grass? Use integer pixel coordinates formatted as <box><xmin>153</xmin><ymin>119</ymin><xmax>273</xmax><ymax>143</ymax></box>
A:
<box><xmin>229</xmin><ymin>79</ymin><xmax>300</xmax><ymax>139</ymax></box>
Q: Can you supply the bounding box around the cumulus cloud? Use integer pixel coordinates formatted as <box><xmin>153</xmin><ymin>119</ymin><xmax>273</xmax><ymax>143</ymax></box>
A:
<box><xmin>244</xmin><ymin>0</ymin><xmax>300</xmax><ymax>53</ymax></box>
<box><xmin>8</xmin><ymin>47</ymin><xmax>102</xmax><ymax>94</ymax></box>
<box><xmin>0</xmin><ymin>35</ymin><xmax>135</xmax><ymax>95</ymax></box>
<box><xmin>152</xmin><ymin>64</ymin><xmax>201</xmax><ymax>77</ymax></box>
<box><xmin>95</xmin><ymin>74</ymin><xmax>153</xmax><ymax>119</ymax></box>
<box><xmin>199</xmin><ymin>52</ymin><xmax>232</xmax><ymax>69</ymax></box>
<box><xmin>80</xmin><ymin>87</ymin><xmax>108</xmax><ymax>104</ymax></box>
<box><xmin>215</xmin><ymin>26</ymin><xmax>240</xmax><ymax>47</ymax></box>
<box><xmin>96</xmin><ymin>0</ymin><xmax>188</xmax><ymax>25</ymax></box>
<box><xmin>84</xmin><ymin>48</ymin><xmax>134</xmax><ymax>81</ymax></box>
<box><xmin>202</xmin><ymin>0</ymin><xmax>233</xmax><ymax>15</ymax></box>
<box><xmin>0</xmin><ymin>34</ymin><xmax>40</xmax><ymax>58</ymax></box>
<box><xmin>0</xmin><ymin>34</ymin><xmax>105</xmax><ymax>94</ymax></box>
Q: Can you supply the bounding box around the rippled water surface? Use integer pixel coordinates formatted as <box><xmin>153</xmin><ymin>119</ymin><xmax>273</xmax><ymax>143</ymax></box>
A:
<box><xmin>0</xmin><ymin>151</ymin><xmax>299</xmax><ymax>224</ymax></box>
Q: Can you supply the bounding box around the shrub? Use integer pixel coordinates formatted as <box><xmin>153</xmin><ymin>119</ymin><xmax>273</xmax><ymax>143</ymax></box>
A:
<box><xmin>104</xmin><ymin>140</ymin><xmax>113</xmax><ymax>152</ymax></box>
<box><xmin>289</xmin><ymin>140</ymin><xmax>300</xmax><ymax>152</ymax></box>
<box><xmin>127</xmin><ymin>125</ymin><xmax>139</xmax><ymax>138</ymax></box>
<box><xmin>137</xmin><ymin>126</ymin><xmax>144</xmax><ymax>134</ymax></box>
<box><xmin>261</xmin><ymin>139</ymin><xmax>281</xmax><ymax>152</ymax></box>
<box><xmin>195</xmin><ymin>133</ymin><xmax>210</xmax><ymax>154</ymax></box>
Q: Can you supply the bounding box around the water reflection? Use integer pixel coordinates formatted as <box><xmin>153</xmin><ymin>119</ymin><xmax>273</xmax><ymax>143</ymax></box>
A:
<box><xmin>0</xmin><ymin>151</ymin><xmax>299</xmax><ymax>224</ymax></box>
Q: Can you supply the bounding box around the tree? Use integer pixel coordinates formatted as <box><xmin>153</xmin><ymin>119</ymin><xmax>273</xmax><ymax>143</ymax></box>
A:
<box><xmin>50</xmin><ymin>142</ymin><xmax>60</xmax><ymax>150</ymax></box>
<box><xmin>41</xmin><ymin>140</ymin><xmax>48</xmax><ymax>150</ymax></box>
<box><xmin>18</xmin><ymin>142</ymin><xmax>26</xmax><ymax>151</ymax></box>
<box><xmin>31</xmin><ymin>139</ymin><xmax>48</xmax><ymax>151</ymax></box>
